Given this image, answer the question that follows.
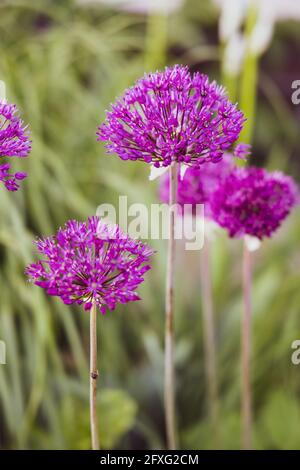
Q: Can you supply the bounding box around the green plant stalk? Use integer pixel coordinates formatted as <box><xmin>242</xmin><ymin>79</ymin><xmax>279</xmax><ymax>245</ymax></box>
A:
<box><xmin>164</xmin><ymin>162</ymin><xmax>178</xmax><ymax>450</ymax></box>
<box><xmin>221</xmin><ymin>43</ymin><xmax>238</xmax><ymax>103</ymax></box>
<box><xmin>90</xmin><ymin>303</ymin><xmax>100</xmax><ymax>450</ymax></box>
<box><xmin>145</xmin><ymin>13</ymin><xmax>168</xmax><ymax>71</ymax></box>
<box><xmin>239</xmin><ymin>51</ymin><xmax>258</xmax><ymax>146</ymax></box>
<box><xmin>200</xmin><ymin>237</ymin><xmax>220</xmax><ymax>445</ymax></box>
<box><xmin>223</xmin><ymin>71</ymin><xmax>239</xmax><ymax>103</ymax></box>
<box><xmin>241</xmin><ymin>241</ymin><xmax>252</xmax><ymax>450</ymax></box>
<box><xmin>239</xmin><ymin>3</ymin><xmax>259</xmax><ymax>147</ymax></box>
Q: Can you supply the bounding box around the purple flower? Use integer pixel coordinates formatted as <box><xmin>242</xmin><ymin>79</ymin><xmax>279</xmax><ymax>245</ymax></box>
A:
<box><xmin>210</xmin><ymin>167</ymin><xmax>299</xmax><ymax>240</ymax></box>
<box><xmin>0</xmin><ymin>163</ymin><xmax>27</xmax><ymax>192</ymax></box>
<box><xmin>97</xmin><ymin>65</ymin><xmax>245</xmax><ymax>168</ymax></box>
<box><xmin>233</xmin><ymin>143</ymin><xmax>251</xmax><ymax>160</ymax></box>
<box><xmin>0</xmin><ymin>100</ymin><xmax>31</xmax><ymax>191</ymax></box>
<box><xmin>25</xmin><ymin>217</ymin><xmax>154</xmax><ymax>314</ymax></box>
<box><xmin>159</xmin><ymin>153</ymin><xmax>234</xmax><ymax>218</ymax></box>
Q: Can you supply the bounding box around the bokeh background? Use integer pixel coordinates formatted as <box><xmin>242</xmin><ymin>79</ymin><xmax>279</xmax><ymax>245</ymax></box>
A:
<box><xmin>0</xmin><ymin>0</ymin><xmax>300</xmax><ymax>450</ymax></box>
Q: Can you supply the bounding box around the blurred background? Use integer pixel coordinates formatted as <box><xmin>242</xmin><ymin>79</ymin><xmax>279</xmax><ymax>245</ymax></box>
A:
<box><xmin>0</xmin><ymin>0</ymin><xmax>300</xmax><ymax>450</ymax></box>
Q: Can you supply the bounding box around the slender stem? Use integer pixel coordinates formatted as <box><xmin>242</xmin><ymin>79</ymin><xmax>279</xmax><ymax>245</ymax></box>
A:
<box><xmin>222</xmin><ymin>70</ymin><xmax>238</xmax><ymax>103</ymax></box>
<box><xmin>241</xmin><ymin>241</ymin><xmax>252</xmax><ymax>450</ymax></box>
<box><xmin>0</xmin><ymin>80</ymin><xmax>6</xmax><ymax>101</ymax></box>
<box><xmin>200</xmin><ymin>237</ymin><xmax>220</xmax><ymax>445</ymax></box>
<box><xmin>164</xmin><ymin>162</ymin><xmax>177</xmax><ymax>450</ymax></box>
<box><xmin>239</xmin><ymin>51</ymin><xmax>258</xmax><ymax>146</ymax></box>
<box><xmin>239</xmin><ymin>4</ymin><xmax>258</xmax><ymax>148</ymax></box>
<box><xmin>90</xmin><ymin>303</ymin><xmax>100</xmax><ymax>450</ymax></box>
<box><xmin>145</xmin><ymin>13</ymin><xmax>168</xmax><ymax>70</ymax></box>
<box><xmin>221</xmin><ymin>43</ymin><xmax>238</xmax><ymax>103</ymax></box>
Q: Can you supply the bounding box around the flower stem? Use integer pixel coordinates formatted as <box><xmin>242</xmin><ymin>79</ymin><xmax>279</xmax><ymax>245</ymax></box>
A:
<box><xmin>241</xmin><ymin>241</ymin><xmax>252</xmax><ymax>450</ymax></box>
<box><xmin>239</xmin><ymin>51</ymin><xmax>258</xmax><ymax>146</ymax></box>
<box><xmin>200</xmin><ymin>237</ymin><xmax>220</xmax><ymax>445</ymax></box>
<box><xmin>145</xmin><ymin>13</ymin><xmax>168</xmax><ymax>71</ymax></box>
<box><xmin>164</xmin><ymin>162</ymin><xmax>178</xmax><ymax>450</ymax></box>
<box><xmin>239</xmin><ymin>4</ymin><xmax>258</xmax><ymax>147</ymax></box>
<box><xmin>90</xmin><ymin>303</ymin><xmax>100</xmax><ymax>450</ymax></box>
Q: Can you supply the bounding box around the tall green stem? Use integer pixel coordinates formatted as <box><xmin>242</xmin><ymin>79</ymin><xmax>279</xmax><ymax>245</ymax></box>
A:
<box><xmin>90</xmin><ymin>303</ymin><xmax>100</xmax><ymax>450</ymax></box>
<box><xmin>239</xmin><ymin>4</ymin><xmax>259</xmax><ymax>146</ymax></box>
<box><xmin>221</xmin><ymin>43</ymin><xmax>238</xmax><ymax>103</ymax></box>
<box><xmin>145</xmin><ymin>13</ymin><xmax>168</xmax><ymax>71</ymax></box>
<box><xmin>164</xmin><ymin>162</ymin><xmax>178</xmax><ymax>450</ymax></box>
<box><xmin>200</xmin><ymin>237</ymin><xmax>219</xmax><ymax>445</ymax></box>
<box><xmin>241</xmin><ymin>241</ymin><xmax>252</xmax><ymax>450</ymax></box>
<box><xmin>0</xmin><ymin>80</ymin><xmax>6</xmax><ymax>100</ymax></box>
<box><xmin>239</xmin><ymin>52</ymin><xmax>258</xmax><ymax>145</ymax></box>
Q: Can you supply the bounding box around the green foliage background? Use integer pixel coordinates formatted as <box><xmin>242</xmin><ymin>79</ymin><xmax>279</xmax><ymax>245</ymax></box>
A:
<box><xmin>0</xmin><ymin>0</ymin><xmax>300</xmax><ymax>449</ymax></box>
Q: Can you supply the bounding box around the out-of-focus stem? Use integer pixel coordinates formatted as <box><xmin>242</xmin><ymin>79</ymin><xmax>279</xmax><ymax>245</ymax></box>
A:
<box><xmin>0</xmin><ymin>80</ymin><xmax>6</xmax><ymax>100</ymax></box>
<box><xmin>223</xmin><ymin>71</ymin><xmax>238</xmax><ymax>103</ymax></box>
<box><xmin>145</xmin><ymin>13</ymin><xmax>168</xmax><ymax>71</ymax></box>
<box><xmin>241</xmin><ymin>241</ymin><xmax>252</xmax><ymax>450</ymax></box>
<box><xmin>164</xmin><ymin>162</ymin><xmax>178</xmax><ymax>450</ymax></box>
<box><xmin>200</xmin><ymin>237</ymin><xmax>220</xmax><ymax>445</ymax></box>
<box><xmin>90</xmin><ymin>303</ymin><xmax>100</xmax><ymax>450</ymax></box>
<box><xmin>239</xmin><ymin>51</ymin><xmax>258</xmax><ymax>145</ymax></box>
<box><xmin>239</xmin><ymin>4</ymin><xmax>258</xmax><ymax>147</ymax></box>
<box><xmin>221</xmin><ymin>42</ymin><xmax>238</xmax><ymax>103</ymax></box>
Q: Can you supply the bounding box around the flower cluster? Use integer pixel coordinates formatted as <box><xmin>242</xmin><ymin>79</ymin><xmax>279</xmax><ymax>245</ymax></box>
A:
<box><xmin>0</xmin><ymin>100</ymin><xmax>31</xmax><ymax>191</ymax></box>
<box><xmin>210</xmin><ymin>167</ymin><xmax>299</xmax><ymax>239</ymax></box>
<box><xmin>159</xmin><ymin>153</ymin><xmax>234</xmax><ymax>218</ymax></box>
<box><xmin>25</xmin><ymin>217</ymin><xmax>154</xmax><ymax>313</ymax></box>
<box><xmin>98</xmin><ymin>65</ymin><xmax>245</xmax><ymax>168</ymax></box>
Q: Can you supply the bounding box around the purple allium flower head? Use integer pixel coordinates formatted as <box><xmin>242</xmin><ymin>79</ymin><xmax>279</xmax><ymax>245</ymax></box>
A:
<box><xmin>25</xmin><ymin>217</ymin><xmax>154</xmax><ymax>314</ymax></box>
<box><xmin>0</xmin><ymin>100</ymin><xmax>31</xmax><ymax>191</ymax></box>
<box><xmin>97</xmin><ymin>65</ymin><xmax>245</xmax><ymax>168</ymax></box>
<box><xmin>159</xmin><ymin>153</ymin><xmax>234</xmax><ymax>218</ymax></box>
<box><xmin>210</xmin><ymin>167</ymin><xmax>299</xmax><ymax>240</ymax></box>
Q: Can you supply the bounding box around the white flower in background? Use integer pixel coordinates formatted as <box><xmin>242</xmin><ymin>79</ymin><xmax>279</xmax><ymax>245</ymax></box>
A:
<box><xmin>0</xmin><ymin>80</ymin><xmax>6</xmax><ymax>101</ymax></box>
<box><xmin>76</xmin><ymin>0</ymin><xmax>184</xmax><ymax>15</ymax></box>
<box><xmin>214</xmin><ymin>0</ymin><xmax>300</xmax><ymax>56</ymax></box>
<box><xmin>216</xmin><ymin>0</ymin><xmax>247</xmax><ymax>42</ymax></box>
<box><xmin>249</xmin><ymin>0</ymin><xmax>300</xmax><ymax>55</ymax></box>
<box><xmin>264</xmin><ymin>0</ymin><xmax>300</xmax><ymax>22</ymax></box>
<box><xmin>223</xmin><ymin>32</ymin><xmax>245</xmax><ymax>75</ymax></box>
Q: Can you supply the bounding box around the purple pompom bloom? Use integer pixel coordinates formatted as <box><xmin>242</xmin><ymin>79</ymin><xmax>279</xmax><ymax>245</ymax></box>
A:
<box><xmin>0</xmin><ymin>100</ymin><xmax>31</xmax><ymax>191</ymax></box>
<box><xmin>210</xmin><ymin>167</ymin><xmax>299</xmax><ymax>239</ymax></box>
<box><xmin>25</xmin><ymin>217</ymin><xmax>154</xmax><ymax>314</ymax></box>
<box><xmin>97</xmin><ymin>65</ymin><xmax>245</xmax><ymax>168</ymax></box>
<box><xmin>159</xmin><ymin>153</ymin><xmax>234</xmax><ymax>218</ymax></box>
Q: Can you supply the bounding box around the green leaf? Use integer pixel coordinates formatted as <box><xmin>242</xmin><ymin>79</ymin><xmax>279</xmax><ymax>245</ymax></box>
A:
<box><xmin>98</xmin><ymin>389</ymin><xmax>138</xmax><ymax>449</ymax></box>
<box><xmin>258</xmin><ymin>391</ymin><xmax>300</xmax><ymax>450</ymax></box>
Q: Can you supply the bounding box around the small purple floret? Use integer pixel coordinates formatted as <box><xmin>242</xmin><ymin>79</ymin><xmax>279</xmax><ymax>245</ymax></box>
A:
<box><xmin>0</xmin><ymin>163</ymin><xmax>27</xmax><ymax>191</ymax></box>
<box><xmin>0</xmin><ymin>100</ymin><xmax>31</xmax><ymax>191</ymax></box>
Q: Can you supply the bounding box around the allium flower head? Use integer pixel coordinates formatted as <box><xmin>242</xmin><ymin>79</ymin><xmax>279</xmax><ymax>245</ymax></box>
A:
<box><xmin>98</xmin><ymin>65</ymin><xmax>245</xmax><ymax>168</ymax></box>
<box><xmin>0</xmin><ymin>100</ymin><xmax>31</xmax><ymax>191</ymax></box>
<box><xmin>211</xmin><ymin>167</ymin><xmax>299</xmax><ymax>239</ymax></box>
<box><xmin>25</xmin><ymin>217</ymin><xmax>154</xmax><ymax>313</ymax></box>
<box><xmin>159</xmin><ymin>153</ymin><xmax>234</xmax><ymax>218</ymax></box>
